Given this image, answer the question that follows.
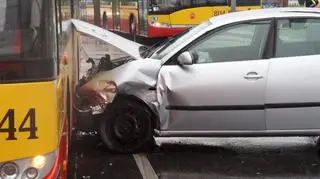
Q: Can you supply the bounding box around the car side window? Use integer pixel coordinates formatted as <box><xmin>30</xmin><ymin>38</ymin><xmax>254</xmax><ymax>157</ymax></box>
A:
<box><xmin>188</xmin><ymin>20</ymin><xmax>271</xmax><ymax>64</ymax></box>
<box><xmin>276</xmin><ymin>18</ymin><xmax>320</xmax><ymax>58</ymax></box>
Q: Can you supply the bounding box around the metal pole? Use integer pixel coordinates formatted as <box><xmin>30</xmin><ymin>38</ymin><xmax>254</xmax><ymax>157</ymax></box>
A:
<box><xmin>93</xmin><ymin>0</ymin><xmax>101</xmax><ymax>27</ymax></box>
<box><xmin>231</xmin><ymin>0</ymin><xmax>236</xmax><ymax>12</ymax></box>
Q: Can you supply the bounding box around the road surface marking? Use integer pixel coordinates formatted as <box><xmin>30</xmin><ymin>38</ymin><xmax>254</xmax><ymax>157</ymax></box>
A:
<box><xmin>133</xmin><ymin>153</ymin><xmax>158</xmax><ymax>179</ymax></box>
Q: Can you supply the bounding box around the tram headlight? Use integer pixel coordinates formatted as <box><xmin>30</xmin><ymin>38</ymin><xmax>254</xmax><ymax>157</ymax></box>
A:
<box><xmin>0</xmin><ymin>162</ymin><xmax>19</xmax><ymax>179</ymax></box>
<box><xmin>151</xmin><ymin>22</ymin><xmax>171</xmax><ymax>28</ymax></box>
<box><xmin>24</xmin><ymin>168</ymin><xmax>38</xmax><ymax>179</ymax></box>
<box><xmin>31</xmin><ymin>155</ymin><xmax>46</xmax><ymax>169</ymax></box>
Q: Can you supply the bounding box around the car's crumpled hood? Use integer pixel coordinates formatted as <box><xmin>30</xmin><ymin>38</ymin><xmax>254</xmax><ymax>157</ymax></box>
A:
<box><xmin>72</xmin><ymin>20</ymin><xmax>161</xmax><ymax>108</ymax></box>
<box><xmin>80</xmin><ymin>58</ymin><xmax>161</xmax><ymax>94</ymax></box>
<box><xmin>71</xmin><ymin>19</ymin><xmax>143</xmax><ymax>60</ymax></box>
<box><xmin>77</xmin><ymin>57</ymin><xmax>161</xmax><ymax>111</ymax></box>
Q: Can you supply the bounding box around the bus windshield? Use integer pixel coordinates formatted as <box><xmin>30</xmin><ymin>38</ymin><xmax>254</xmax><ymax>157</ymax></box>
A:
<box><xmin>0</xmin><ymin>0</ymin><xmax>56</xmax><ymax>83</ymax></box>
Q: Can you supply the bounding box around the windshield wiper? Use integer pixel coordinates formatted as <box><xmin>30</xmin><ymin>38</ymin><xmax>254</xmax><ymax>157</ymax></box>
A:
<box><xmin>152</xmin><ymin>28</ymin><xmax>192</xmax><ymax>55</ymax></box>
<box><xmin>140</xmin><ymin>38</ymin><xmax>168</xmax><ymax>58</ymax></box>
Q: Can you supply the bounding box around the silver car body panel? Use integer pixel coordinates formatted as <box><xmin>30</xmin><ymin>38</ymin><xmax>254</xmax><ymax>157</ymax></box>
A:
<box><xmin>153</xmin><ymin>8</ymin><xmax>320</xmax><ymax>134</ymax></box>
<box><xmin>157</xmin><ymin>60</ymin><xmax>269</xmax><ymax>131</ymax></box>
<box><xmin>108</xmin><ymin>58</ymin><xmax>161</xmax><ymax>104</ymax></box>
<box><xmin>266</xmin><ymin>55</ymin><xmax>320</xmax><ymax>130</ymax></box>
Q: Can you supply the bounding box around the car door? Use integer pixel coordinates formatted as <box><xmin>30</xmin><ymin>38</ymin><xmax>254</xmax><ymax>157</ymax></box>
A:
<box><xmin>157</xmin><ymin>19</ymin><xmax>272</xmax><ymax>132</ymax></box>
<box><xmin>266</xmin><ymin>18</ymin><xmax>320</xmax><ymax>130</ymax></box>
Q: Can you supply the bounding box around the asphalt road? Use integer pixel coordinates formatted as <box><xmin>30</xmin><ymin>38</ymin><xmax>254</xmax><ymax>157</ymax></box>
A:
<box><xmin>70</xmin><ymin>136</ymin><xmax>320</xmax><ymax>179</ymax></box>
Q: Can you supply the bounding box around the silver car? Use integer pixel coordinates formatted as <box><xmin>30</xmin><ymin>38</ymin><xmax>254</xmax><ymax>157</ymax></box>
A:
<box><xmin>76</xmin><ymin>8</ymin><xmax>320</xmax><ymax>153</ymax></box>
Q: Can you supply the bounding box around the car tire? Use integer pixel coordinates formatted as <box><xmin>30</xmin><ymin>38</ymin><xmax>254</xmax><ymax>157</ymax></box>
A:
<box><xmin>99</xmin><ymin>97</ymin><xmax>155</xmax><ymax>153</ymax></box>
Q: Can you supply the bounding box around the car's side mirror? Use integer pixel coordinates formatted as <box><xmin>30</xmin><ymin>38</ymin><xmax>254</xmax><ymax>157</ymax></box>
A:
<box><xmin>177</xmin><ymin>51</ymin><xmax>193</xmax><ymax>65</ymax></box>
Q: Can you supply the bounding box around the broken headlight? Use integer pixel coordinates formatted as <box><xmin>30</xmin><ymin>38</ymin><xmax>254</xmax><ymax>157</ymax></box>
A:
<box><xmin>97</xmin><ymin>80</ymin><xmax>118</xmax><ymax>104</ymax></box>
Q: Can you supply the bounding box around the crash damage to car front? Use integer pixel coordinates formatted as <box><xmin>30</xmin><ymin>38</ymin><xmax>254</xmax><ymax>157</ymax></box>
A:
<box><xmin>76</xmin><ymin>58</ymin><xmax>161</xmax><ymax>115</ymax></box>
<box><xmin>71</xmin><ymin>19</ymin><xmax>162</xmax><ymax>124</ymax></box>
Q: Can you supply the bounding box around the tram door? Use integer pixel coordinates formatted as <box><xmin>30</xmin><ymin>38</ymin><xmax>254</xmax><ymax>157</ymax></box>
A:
<box><xmin>112</xmin><ymin>0</ymin><xmax>120</xmax><ymax>30</ymax></box>
<box><xmin>138</xmin><ymin>0</ymin><xmax>148</xmax><ymax>35</ymax></box>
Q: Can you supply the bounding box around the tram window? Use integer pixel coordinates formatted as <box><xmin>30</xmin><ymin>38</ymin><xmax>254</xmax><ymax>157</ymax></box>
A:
<box><xmin>0</xmin><ymin>0</ymin><xmax>49</xmax><ymax>58</ymax></box>
<box><xmin>55</xmin><ymin>0</ymin><xmax>71</xmax><ymax>55</ymax></box>
<box><xmin>0</xmin><ymin>0</ymin><xmax>56</xmax><ymax>83</ymax></box>
<box><xmin>0</xmin><ymin>0</ymin><xmax>6</xmax><ymax>32</ymax></box>
<box><xmin>60</xmin><ymin>0</ymin><xmax>72</xmax><ymax>20</ymax></box>
<box><xmin>30</xmin><ymin>0</ymin><xmax>41</xmax><ymax>29</ymax></box>
<box><xmin>227</xmin><ymin>0</ymin><xmax>260</xmax><ymax>6</ymax></box>
<box><xmin>150</xmin><ymin>0</ymin><xmax>227</xmax><ymax>11</ymax></box>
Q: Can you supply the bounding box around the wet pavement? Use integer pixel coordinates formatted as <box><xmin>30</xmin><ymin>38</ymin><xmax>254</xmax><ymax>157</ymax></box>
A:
<box><xmin>70</xmin><ymin>136</ymin><xmax>320</xmax><ymax>179</ymax></box>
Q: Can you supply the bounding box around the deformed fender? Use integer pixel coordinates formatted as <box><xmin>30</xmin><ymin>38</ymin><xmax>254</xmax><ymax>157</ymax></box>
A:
<box><xmin>105</xmin><ymin>58</ymin><xmax>162</xmax><ymax>129</ymax></box>
<box><xmin>78</xmin><ymin>58</ymin><xmax>162</xmax><ymax>127</ymax></box>
<box><xmin>111</xmin><ymin>58</ymin><xmax>162</xmax><ymax>121</ymax></box>
<box><xmin>72</xmin><ymin>19</ymin><xmax>163</xmax><ymax>130</ymax></box>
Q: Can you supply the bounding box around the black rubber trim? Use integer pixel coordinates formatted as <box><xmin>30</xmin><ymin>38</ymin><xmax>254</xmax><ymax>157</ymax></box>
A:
<box><xmin>166</xmin><ymin>105</ymin><xmax>264</xmax><ymax>111</ymax></box>
<box><xmin>166</xmin><ymin>102</ymin><xmax>320</xmax><ymax>111</ymax></box>
<box><xmin>155</xmin><ymin>129</ymin><xmax>320</xmax><ymax>137</ymax></box>
<box><xmin>0</xmin><ymin>58</ymin><xmax>57</xmax><ymax>84</ymax></box>
<box><xmin>265</xmin><ymin>102</ymin><xmax>320</xmax><ymax>109</ymax></box>
<box><xmin>0</xmin><ymin>77</ymin><xmax>57</xmax><ymax>84</ymax></box>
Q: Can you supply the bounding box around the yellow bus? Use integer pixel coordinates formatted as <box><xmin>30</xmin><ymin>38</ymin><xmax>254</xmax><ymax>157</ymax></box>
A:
<box><xmin>80</xmin><ymin>0</ymin><xmax>262</xmax><ymax>38</ymax></box>
<box><xmin>0</xmin><ymin>0</ymin><xmax>80</xmax><ymax>178</ymax></box>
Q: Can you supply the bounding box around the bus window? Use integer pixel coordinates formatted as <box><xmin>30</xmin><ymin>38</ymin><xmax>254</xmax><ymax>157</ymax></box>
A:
<box><xmin>150</xmin><ymin>0</ymin><xmax>227</xmax><ymax>11</ymax></box>
<box><xmin>0</xmin><ymin>0</ymin><xmax>56</xmax><ymax>83</ymax></box>
<box><xmin>0</xmin><ymin>0</ymin><xmax>44</xmax><ymax>57</ymax></box>
<box><xmin>235</xmin><ymin>0</ymin><xmax>261</xmax><ymax>6</ymax></box>
<box><xmin>0</xmin><ymin>0</ymin><xmax>6</xmax><ymax>32</ymax></box>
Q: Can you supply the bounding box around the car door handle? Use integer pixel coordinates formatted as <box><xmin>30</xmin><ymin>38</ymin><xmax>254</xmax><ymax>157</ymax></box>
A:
<box><xmin>243</xmin><ymin>72</ymin><xmax>263</xmax><ymax>80</ymax></box>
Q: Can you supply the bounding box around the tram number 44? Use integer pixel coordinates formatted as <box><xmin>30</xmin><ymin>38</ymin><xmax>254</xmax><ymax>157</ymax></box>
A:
<box><xmin>0</xmin><ymin>108</ymin><xmax>38</xmax><ymax>140</ymax></box>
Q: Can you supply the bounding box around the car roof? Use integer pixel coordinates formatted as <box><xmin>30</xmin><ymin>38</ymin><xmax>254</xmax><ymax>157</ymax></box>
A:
<box><xmin>209</xmin><ymin>8</ymin><xmax>320</xmax><ymax>25</ymax></box>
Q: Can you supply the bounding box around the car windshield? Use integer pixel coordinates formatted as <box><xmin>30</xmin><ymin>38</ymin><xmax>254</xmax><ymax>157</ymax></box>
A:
<box><xmin>142</xmin><ymin>28</ymin><xmax>190</xmax><ymax>58</ymax></box>
<box><xmin>149</xmin><ymin>20</ymin><xmax>212</xmax><ymax>59</ymax></box>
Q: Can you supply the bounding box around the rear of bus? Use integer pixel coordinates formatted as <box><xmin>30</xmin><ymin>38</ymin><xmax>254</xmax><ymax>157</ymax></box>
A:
<box><xmin>0</xmin><ymin>0</ymin><xmax>63</xmax><ymax>178</ymax></box>
<box><xmin>147</xmin><ymin>0</ymin><xmax>262</xmax><ymax>37</ymax></box>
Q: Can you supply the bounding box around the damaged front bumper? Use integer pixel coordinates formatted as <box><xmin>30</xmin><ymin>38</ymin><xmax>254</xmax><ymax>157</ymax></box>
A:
<box><xmin>74</xmin><ymin>82</ymin><xmax>116</xmax><ymax>131</ymax></box>
<box><xmin>72</xmin><ymin>19</ymin><xmax>164</xmax><ymax>132</ymax></box>
<box><xmin>73</xmin><ymin>92</ymin><xmax>101</xmax><ymax>132</ymax></box>
<box><xmin>73</xmin><ymin>58</ymin><xmax>162</xmax><ymax>131</ymax></box>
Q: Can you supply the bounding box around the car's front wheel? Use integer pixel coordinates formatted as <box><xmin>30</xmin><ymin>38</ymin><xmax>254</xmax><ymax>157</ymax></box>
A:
<box><xmin>99</xmin><ymin>97</ymin><xmax>155</xmax><ymax>153</ymax></box>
